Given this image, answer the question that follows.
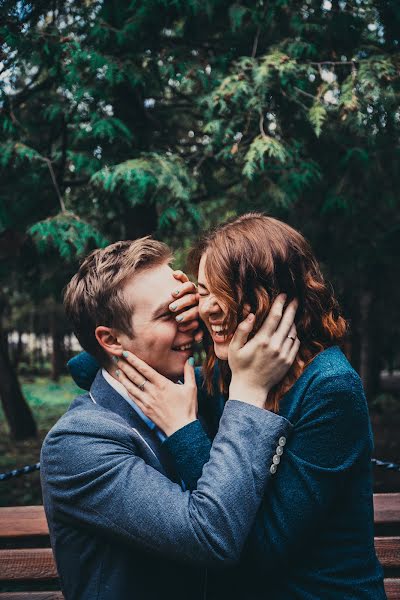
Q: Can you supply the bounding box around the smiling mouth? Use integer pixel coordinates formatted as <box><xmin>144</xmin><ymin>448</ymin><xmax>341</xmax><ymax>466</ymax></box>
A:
<box><xmin>172</xmin><ymin>343</ymin><xmax>193</xmax><ymax>352</ymax></box>
<box><xmin>209</xmin><ymin>324</ymin><xmax>232</xmax><ymax>343</ymax></box>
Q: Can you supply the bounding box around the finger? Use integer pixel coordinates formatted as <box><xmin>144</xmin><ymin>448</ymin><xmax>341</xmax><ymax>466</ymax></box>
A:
<box><xmin>115</xmin><ymin>368</ymin><xmax>148</xmax><ymax>406</ymax></box>
<box><xmin>116</xmin><ymin>357</ymin><xmax>153</xmax><ymax>391</ymax></box>
<box><xmin>171</xmin><ymin>280</ymin><xmax>197</xmax><ymax>299</ymax></box>
<box><xmin>280</xmin><ymin>324</ymin><xmax>297</xmax><ymax>355</ymax></box>
<box><xmin>194</xmin><ymin>329</ymin><xmax>204</xmax><ymax>343</ymax></box>
<box><xmin>287</xmin><ymin>336</ymin><xmax>301</xmax><ymax>365</ymax></box>
<box><xmin>178</xmin><ymin>319</ymin><xmax>199</xmax><ymax>332</ymax></box>
<box><xmin>183</xmin><ymin>357</ymin><xmax>196</xmax><ymax>388</ymax></box>
<box><xmin>274</xmin><ymin>299</ymin><xmax>299</xmax><ymax>345</ymax></box>
<box><xmin>258</xmin><ymin>293</ymin><xmax>287</xmax><ymax>338</ymax></box>
<box><xmin>172</xmin><ymin>270</ymin><xmax>189</xmax><ymax>284</ymax></box>
<box><xmin>229</xmin><ymin>313</ymin><xmax>255</xmax><ymax>351</ymax></box>
<box><xmin>120</xmin><ymin>351</ymin><xmax>163</xmax><ymax>386</ymax></box>
<box><xmin>170</xmin><ymin>292</ymin><xmax>198</xmax><ymax>314</ymax></box>
<box><xmin>175</xmin><ymin>305</ymin><xmax>199</xmax><ymax>325</ymax></box>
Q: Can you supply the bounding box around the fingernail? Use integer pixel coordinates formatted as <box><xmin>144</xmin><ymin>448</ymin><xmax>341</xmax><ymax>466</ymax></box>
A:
<box><xmin>173</xmin><ymin>289</ymin><xmax>180</xmax><ymax>296</ymax></box>
<box><xmin>189</xmin><ymin>357</ymin><xmax>195</xmax><ymax>366</ymax></box>
<box><xmin>115</xmin><ymin>369</ymin><xmax>121</xmax><ymax>377</ymax></box>
<box><xmin>122</xmin><ymin>351</ymin><xmax>129</xmax><ymax>358</ymax></box>
<box><xmin>176</xmin><ymin>315</ymin><xmax>183</xmax><ymax>322</ymax></box>
<box><xmin>170</xmin><ymin>304</ymin><xmax>177</xmax><ymax>311</ymax></box>
<box><xmin>248</xmin><ymin>313</ymin><xmax>254</xmax><ymax>321</ymax></box>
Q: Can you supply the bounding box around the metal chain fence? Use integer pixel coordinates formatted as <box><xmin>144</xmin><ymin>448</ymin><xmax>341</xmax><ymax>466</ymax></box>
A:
<box><xmin>1</xmin><ymin>458</ymin><xmax>400</xmax><ymax>483</ymax></box>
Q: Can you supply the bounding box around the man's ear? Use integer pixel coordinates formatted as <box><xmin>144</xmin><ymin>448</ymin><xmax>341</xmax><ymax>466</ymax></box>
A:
<box><xmin>95</xmin><ymin>326</ymin><xmax>122</xmax><ymax>359</ymax></box>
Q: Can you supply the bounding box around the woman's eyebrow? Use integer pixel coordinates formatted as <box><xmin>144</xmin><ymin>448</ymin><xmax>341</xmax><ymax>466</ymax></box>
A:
<box><xmin>197</xmin><ymin>281</ymin><xmax>208</xmax><ymax>290</ymax></box>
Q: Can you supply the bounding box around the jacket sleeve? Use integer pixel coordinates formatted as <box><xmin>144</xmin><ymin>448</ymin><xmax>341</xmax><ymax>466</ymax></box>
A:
<box><xmin>41</xmin><ymin>400</ymin><xmax>292</xmax><ymax>566</ymax></box>
<box><xmin>245</xmin><ymin>370</ymin><xmax>373</xmax><ymax>567</ymax></box>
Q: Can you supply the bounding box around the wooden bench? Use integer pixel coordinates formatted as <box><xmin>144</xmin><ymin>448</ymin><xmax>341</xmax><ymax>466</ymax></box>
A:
<box><xmin>0</xmin><ymin>494</ymin><xmax>399</xmax><ymax>599</ymax></box>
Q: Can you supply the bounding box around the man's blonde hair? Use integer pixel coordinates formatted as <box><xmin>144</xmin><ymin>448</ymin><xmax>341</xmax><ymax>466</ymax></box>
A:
<box><xmin>64</xmin><ymin>238</ymin><xmax>172</xmax><ymax>364</ymax></box>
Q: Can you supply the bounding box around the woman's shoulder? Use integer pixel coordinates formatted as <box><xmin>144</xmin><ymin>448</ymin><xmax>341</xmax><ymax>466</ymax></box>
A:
<box><xmin>305</xmin><ymin>346</ymin><xmax>363</xmax><ymax>394</ymax></box>
<box><xmin>280</xmin><ymin>346</ymin><xmax>367</xmax><ymax>423</ymax></box>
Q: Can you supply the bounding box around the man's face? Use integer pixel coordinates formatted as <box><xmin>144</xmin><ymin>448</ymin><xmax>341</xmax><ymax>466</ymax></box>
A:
<box><xmin>117</xmin><ymin>262</ymin><xmax>194</xmax><ymax>381</ymax></box>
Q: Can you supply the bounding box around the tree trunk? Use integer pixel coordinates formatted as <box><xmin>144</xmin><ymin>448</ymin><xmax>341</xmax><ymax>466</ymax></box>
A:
<box><xmin>357</xmin><ymin>290</ymin><xmax>383</xmax><ymax>401</ymax></box>
<box><xmin>51</xmin><ymin>331</ymin><xmax>64</xmax><ymax>381</ymax></box>
<box><xmin>0</xmin><ymin>317</ymin><xmax>37</xmax><ymax>440</ymax></box>
<box><xmin>358</xmin><ymin>291</ymin><xmax>372</xmax><ymax>395</ymax></box>
<box><xmin>50</xmin><ymin>313</ymin><xmax>65</xmax><ymax>382</ymax></box>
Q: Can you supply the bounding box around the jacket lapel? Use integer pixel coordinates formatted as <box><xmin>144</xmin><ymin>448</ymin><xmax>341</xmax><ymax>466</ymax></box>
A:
<box><xmin>89</xmin><ymin>370</ymin><xmax>170</xmax><ymax>478</ymax></box>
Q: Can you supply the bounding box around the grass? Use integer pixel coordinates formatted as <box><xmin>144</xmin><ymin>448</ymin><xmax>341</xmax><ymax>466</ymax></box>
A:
<box><xmin>0</xmin><ymin>376</ymin><xmax>83</xmax><ymax>507</ymax></box>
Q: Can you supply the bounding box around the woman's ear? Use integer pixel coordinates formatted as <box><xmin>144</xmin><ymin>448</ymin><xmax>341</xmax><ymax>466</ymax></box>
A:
<box><xmin>95</xmin><ymin>326</ymin><xmax>122</xmax><ymax>359</ymax></box>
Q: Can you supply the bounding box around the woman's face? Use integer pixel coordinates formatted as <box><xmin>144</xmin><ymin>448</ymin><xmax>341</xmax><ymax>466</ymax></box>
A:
<box><xmin>197</xmin><ymin>253</ymin><xmax>231</xmax><ymax>361</ymax></box>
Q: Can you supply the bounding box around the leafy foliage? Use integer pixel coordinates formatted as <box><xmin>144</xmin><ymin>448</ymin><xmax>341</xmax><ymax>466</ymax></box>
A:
<box><xmin>0</xmin><ymin>0</ymin><xmax>399</xmax><ymax>401</ymax></box>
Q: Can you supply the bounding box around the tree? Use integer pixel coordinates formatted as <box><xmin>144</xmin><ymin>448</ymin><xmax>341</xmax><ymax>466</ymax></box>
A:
<box><xmin>0</xmin><ymin>0</ymin><xmax>399</xmax><ymax>438</ymax></box>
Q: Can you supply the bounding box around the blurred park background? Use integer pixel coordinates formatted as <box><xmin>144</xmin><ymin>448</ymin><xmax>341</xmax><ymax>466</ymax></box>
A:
<box><xmin>0</xmin><ymin>0</ymin><xmax>399</xmax><ymax>506</ymax></box>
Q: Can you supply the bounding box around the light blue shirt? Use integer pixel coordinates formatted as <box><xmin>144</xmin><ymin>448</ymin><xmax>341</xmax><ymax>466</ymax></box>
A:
<box><xmin>102</xmin><ymin>369</ymin><xmax>166</xmax><ymax>442</ymax></box>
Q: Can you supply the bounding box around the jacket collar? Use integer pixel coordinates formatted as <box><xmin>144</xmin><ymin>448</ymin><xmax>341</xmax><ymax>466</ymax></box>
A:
<box><xmin>87</xmin><ymin>371</ymin><xmax>184</xmax><ymax>485</ymax></box>
<box><xmin>89</xmin><ymin>370</ymin><xmax>164</xmax><ymax>458</ymax></box>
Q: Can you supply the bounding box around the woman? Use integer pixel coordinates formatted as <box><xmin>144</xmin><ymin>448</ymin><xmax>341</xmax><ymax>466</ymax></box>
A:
<box><xmin>71</xmin><ymin>213</ymin><xmax>385</xmax><ymax>599</ymax></box>
<box><xmin>115</xmin><ymin>213</ymin><xmax>385</xmax><ymax>599</ymax></box>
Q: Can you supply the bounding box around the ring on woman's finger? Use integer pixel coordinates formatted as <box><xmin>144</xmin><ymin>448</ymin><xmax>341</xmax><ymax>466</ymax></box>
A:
<box><xmin>287</xmin><ymin>335</ymin><xmax>297</xmax><ymax>341</ymax></box>
<box><xmin>137</xmin><ymin>379</ymin><xmax>147</xmax><ymax>392</ymax></box>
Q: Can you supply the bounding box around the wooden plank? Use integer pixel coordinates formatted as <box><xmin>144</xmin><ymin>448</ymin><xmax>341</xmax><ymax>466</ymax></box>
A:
<box><xmin>0</xmin><ymin>507</ymin><xmax>49</xmax><ymax>539</ymax></box>
<box><xmin>385</xmin><ymin>578</ymin><xmax>400</xmax><ymax>600</ymax></box>
<box><xmin>374</xmin><ymin>494</ymin><xmax>400</xmax><ymax>525</ymax></box>
<box><xmin>0</xmin><ymin>594</ymin><xmax>63</xmax><ymax>600</ymax></box>
<box><xmin>375</xmin><ymin>537</ymin><xmax>400</xmax><ymax>569</ymax></box>
<box><xmin>0</xmin><ymin>549</ymin><xmax>58</xmax><ymax>581</ymax></box>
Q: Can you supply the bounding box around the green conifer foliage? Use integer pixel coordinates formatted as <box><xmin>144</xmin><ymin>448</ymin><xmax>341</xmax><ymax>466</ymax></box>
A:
<box><xmin>0</xmin><ymin>0</ymin><xmax>399</xmax><ymax>437</ymax></box>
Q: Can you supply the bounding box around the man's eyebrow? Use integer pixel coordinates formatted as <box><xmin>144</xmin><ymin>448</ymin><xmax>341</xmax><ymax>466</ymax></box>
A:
<box><xmin>151</xmin><ymin>300</ymin><xmax>171</xmax><ymax>318</ymax></box>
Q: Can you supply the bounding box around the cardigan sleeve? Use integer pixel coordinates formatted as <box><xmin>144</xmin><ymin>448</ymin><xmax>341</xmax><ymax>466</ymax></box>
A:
<box><xmin>244</xmin><ymin>369</ymin><xmax>373</xmax><ymax>567</ymax></box>
<box><xmin>162</xmin><ymin>420</ymin><xmax>212</xmax><ymax>490</ymax></box>
<box><xmin>162</xmin><ymin>366</ymin><xmax>216</xmax><ymax>490</ymax></box>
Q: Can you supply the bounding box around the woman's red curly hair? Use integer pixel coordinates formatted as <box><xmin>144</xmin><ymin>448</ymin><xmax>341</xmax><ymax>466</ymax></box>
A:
<box><xmin>188</xmin><ymin>213</ymin><xmax>348</xmax><ymax>412</ymax></box>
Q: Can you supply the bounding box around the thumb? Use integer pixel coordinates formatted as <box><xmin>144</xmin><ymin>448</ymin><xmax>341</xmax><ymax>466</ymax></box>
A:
<box><xmin>229</xmin><ymin>313</ymin><xmax>255</xmax><ymax>352</ymax></box>
<box><xmin>183</xmin><ymin>356</ymin><xmax>196</xmax><ymax>387</ymax></box>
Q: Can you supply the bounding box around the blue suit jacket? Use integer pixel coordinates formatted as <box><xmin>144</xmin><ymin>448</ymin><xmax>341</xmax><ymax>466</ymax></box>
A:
<box><xmin>40</xmin><ymin>370</ymin><xmax>291</xmax><ymax>600</ymax></box>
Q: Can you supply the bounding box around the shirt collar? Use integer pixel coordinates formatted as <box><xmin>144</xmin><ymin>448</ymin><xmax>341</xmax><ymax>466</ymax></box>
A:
<box><xmin>101</xmin><ymin>368</ymin><xmax>157</xmax><ymax>431</ymax></box>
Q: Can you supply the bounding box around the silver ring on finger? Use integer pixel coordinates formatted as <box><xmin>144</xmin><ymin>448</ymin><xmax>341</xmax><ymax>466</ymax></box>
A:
<box><xmin>137</xmin><ymin>379</ymin><xmax>147</xmax><ymax>392</ymax></box>
<box><xmin>287</xmin><ymin>335</ymin><xmax>296</xmax><ymax>341</ymax></box>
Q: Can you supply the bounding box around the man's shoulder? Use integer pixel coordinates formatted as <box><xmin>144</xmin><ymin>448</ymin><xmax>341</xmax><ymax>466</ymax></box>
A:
<box><xmin>41</xmin><ymin>392</ymin><xmax>135</xmax><ymax>457</ymax></box>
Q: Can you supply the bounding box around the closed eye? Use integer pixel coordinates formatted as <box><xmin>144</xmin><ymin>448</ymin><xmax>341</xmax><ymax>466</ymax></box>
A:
<box><xmin>161</xmin><ymin>312</ymin><xmax>173</xmax><ymax>319</ymax></box>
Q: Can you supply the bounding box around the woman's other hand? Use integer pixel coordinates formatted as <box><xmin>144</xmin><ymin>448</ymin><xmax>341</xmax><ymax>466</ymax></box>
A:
<box><xmin>228</xmin><ymin>294</ymin><xmax>300</xmax><ymax>408</ymax></box>
<box><xmin>171</xmin><ymin>270</ymin><xmax>203</xmax><ymax>343</ymax></box>
<box><xmin>115</xmin><ymin>351</ymin><xmax>198</xmax><ymax>437</ymax></box>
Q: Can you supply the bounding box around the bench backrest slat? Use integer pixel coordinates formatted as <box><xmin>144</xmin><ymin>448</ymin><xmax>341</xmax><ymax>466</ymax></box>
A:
<box><xmin>0</xmin><ymin>593</ymin><xmax>63</xmax><ymax>600</ymax></box>
<box><xmin>0</xmin><ymin>494</ymin><xmax>399</xmax><ymax>598</ymax></box>
<box><xmin>374</xmin><ymin>494</ymin><xmax>400</xmax><ymax>525</ymax></box>
<box><xmin>0</xmin><ymin>507</ymin><xmax>48</xmax><ymax>539</ymax></box>
<box><xmin>0</xmin><ymin>549</ymin><xmax>58</xmax><ymax>581</ymax></box>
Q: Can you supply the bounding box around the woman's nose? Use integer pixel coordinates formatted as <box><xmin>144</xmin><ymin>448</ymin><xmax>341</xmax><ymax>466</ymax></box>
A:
<box><xmin>202</xmin><ymin>295</ymin><xmax>223</xmax><ymax>316</ymax></box>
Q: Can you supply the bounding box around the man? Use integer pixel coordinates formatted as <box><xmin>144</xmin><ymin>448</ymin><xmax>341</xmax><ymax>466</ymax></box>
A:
<box><xmin>40</xmin><ymin>237</ymin><xmax>293</xmax><ymax>600</ymax></box>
